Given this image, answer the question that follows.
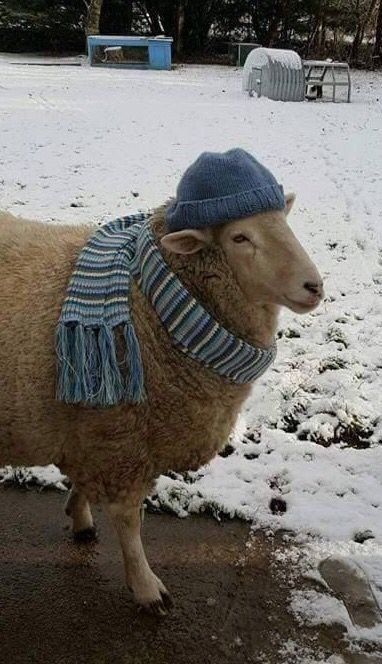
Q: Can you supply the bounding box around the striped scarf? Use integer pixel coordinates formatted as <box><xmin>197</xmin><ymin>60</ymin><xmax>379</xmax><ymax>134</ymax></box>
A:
<box><xmin>56</xmin><ymin>213</ymin><xmax>276</xmax><ymax>407</ymax></box>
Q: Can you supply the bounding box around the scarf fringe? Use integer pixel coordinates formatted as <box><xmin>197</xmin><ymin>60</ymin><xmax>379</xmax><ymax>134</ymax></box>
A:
<box><xmin>123</xmin><ymin>323</ymin><xmax>146</xmax><ymax>403</ymax></box>
<box><xmin>56</xmin><ymin>322</ymin><xmax>145</xmax><ymax>407</ymax></box>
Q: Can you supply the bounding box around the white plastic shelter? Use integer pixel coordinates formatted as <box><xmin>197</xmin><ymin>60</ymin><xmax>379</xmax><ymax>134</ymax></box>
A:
<box><xmin>243</xmin><ymin>48</ymin><xmax>305</xmax><ymax>101</ymax></box>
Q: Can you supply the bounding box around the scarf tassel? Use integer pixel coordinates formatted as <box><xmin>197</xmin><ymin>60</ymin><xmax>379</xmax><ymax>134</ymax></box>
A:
<box><xmin>56</xmin><ymin>322</ymin><xmax>145</xmax><ymax>406</ymax></box>
<box><xmin>123</xmin><ymin>322</ymin><xmax>145</xmax><ymax>404</ymax></box>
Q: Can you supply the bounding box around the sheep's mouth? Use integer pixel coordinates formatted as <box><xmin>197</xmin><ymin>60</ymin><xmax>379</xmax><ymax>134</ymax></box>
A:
<box><xmin>283</xmin><ymin>294</ymin><xmax>321</xmax><ymax>313</ymax></box>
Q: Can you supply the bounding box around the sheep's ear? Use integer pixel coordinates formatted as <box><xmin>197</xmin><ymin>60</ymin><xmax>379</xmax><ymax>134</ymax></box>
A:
<box><xmin>284</xmin><ymin>192</ymin><xmax>296</xmax><ymax>216</ymax></box>
<box><xmin>161</xmin><ymin>229</ymin><xmax>211</xmax><ymax>255</ymax></box>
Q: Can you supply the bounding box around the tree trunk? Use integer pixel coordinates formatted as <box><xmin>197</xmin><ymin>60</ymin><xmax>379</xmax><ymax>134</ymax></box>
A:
<box><xmin>351</xmin><ymin>4</ymin><xmax>364</xmax><ymax>62</ymax></box>
<box><xmin>305</xmin><ymin>14</ymin><xmax>320</xmax><ymax>58</ymax></box>
<box><xmin>123</xmin><ymin>2</ymin><xmax>133</xmax><ymax>35</ymax></box>
<box><xmin>333</xmin><ymin>27</ymin><xmax>339</xmax><ymax>59</ymax></box>
<box><xmin>351</xmin><ymin>35</ymin><xmax>361</xmax><ymax>61</ymax></box>
<box><xmin>374</xmin><ymin>0</ymin><xmax>382</xmax><ymax>56</ymax></box>
<box><xmin>311</xmin><ymin>0</ymin><xmax>325</xmax><ymax>55</ymax></box>
<box><xmin>319</xmin><ymin>18</ymin><xmax>326</xmax><ymax>55</ymax></box>
<box><xmin>351</xmin><ymin>0</ymin><xmax>377</xmax><ymax>63</ymax></box>
<box><xmin>176</xmin><ymin>1</ymin><xmax>186</xmax><ymax>55</ymax></box>
<box><xmin>85</xmin><ymin>0</ymin><xmax>104</xmax><ymax>37</ymax></box>
<box><xmin>250</xmin><ymin>6</ymin><xmax>262</xmax><ymax>43</ymax></box>
<box><xmin>266</xmin><ymin>0</ymin><xmax>287</xmax><ymax>47</ymax></box>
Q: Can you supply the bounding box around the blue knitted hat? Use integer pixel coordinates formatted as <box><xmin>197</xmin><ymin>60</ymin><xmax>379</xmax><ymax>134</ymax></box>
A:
<box><xmin>166</xmin><ymin>148</ymin><xmax>285</xmax><ymax>232</ymax></box>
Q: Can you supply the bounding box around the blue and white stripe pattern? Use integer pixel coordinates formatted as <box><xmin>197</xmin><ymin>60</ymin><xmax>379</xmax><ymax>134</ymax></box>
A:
<box><xmin>132</xmin><ymin>224</ymin><xmax>276</xmax><ymax>384</ymax></box>
<box><xmin>56</xmin><ymin>213</ymin><xmax>276</xmax><ymax>407</ymax></box>
<box><xmin>56</xmin><ymin>213</ymin><xmax>148</xmax><ymax>406</ymax></box>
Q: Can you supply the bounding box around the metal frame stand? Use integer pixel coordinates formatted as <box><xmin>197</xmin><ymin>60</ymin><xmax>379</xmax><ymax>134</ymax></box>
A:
<box><xmin>304</xmin><ymin>61</ymin><xmax>351</xmax><ymax>103</ymax></box>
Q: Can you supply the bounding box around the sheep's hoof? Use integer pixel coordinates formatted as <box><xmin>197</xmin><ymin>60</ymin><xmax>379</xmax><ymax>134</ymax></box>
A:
<box><xmin>73</xmin><ymin>526</ymin><xmax>98</xmax><ymax>543</ymax></box>
<box><xmin>142</xmin><ymin>591</ymin><xmax>173</xmax><ymax>617</ymax></box>
<box><xmin>160</xmin><ymin>590</ymin><xmax>174</xmax><ymax>611</ymax></box>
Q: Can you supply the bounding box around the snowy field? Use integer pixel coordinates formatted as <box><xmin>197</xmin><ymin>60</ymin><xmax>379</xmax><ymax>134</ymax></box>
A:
<box><xmin>1</xmin><ymin>54</ymin><xmax>382</xmax><ymax>655</ymax></box>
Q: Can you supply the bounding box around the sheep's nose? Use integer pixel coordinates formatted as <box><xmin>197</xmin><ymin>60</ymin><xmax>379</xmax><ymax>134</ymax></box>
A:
<box><xmin>304</xmin><ymin>281</ymin><xmax>323</xmax><ymax>296</ymax></box>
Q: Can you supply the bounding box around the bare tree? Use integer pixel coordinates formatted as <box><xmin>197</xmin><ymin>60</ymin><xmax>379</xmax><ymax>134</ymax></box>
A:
<box><xmin>176</xmin><ymin>1</ymin><xmax>186</xmax><ymax>54</ymax></box>
<box><xmin>351</xmin><ymin>0</ymin><xmax>377</xmax><ymax>62</ymax></box>
<box><xmin>304</xmin><ymin>0</ymin><xmax>328</xmax><ymax>57</ymax></box>
<box><xmin>83</xmin><ymin>0</ymin><xmax>104</xmax><ymax>37</ymax></box>
<box><xmin>374</xmin><ymin>0</ymin><xmax>382</xmax><ymax>58</ymax></box>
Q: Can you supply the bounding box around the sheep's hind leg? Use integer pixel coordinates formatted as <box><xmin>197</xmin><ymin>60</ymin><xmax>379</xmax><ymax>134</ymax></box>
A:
<box><xmin>65</xmin><ymin>486</ymin><xmax>97</xmax><ymax>542</ymax></box>
<box><xmin>107</xmin><ymin>500</ymin><xmax>172</xmax><ymax>616</ymax></box>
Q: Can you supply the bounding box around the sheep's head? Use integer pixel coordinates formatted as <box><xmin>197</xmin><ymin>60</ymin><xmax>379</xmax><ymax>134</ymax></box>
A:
<box><xmin>161</xmin><ymin>193</ymin><xmax>323</xmax><ymax>315</ymax></box>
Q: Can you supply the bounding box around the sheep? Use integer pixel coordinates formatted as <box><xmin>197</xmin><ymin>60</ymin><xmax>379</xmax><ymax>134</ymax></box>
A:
<box><xmin>0</xmin><ymin>196</ymin><xmax>323</xmax><ymax>615</ymax></box>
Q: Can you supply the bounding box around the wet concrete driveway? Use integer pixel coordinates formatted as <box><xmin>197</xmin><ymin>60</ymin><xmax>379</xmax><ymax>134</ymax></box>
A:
<box><xmin>0</xmin><ymin>487</ymin><xmax>379</xmax><ymax>663</ymax></box>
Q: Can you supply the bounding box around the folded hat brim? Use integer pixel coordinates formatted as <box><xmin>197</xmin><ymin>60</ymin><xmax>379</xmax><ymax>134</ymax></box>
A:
<box><xmin>165</xmin><ymin>183</ymin><xmax>285</xmax><ymax>232</ymax></box>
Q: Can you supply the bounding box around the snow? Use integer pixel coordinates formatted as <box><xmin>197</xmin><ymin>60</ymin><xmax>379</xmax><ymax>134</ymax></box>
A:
<box><xmin>1</xmin><ymin>53</ymin><xmax>382</xmax><ymax>652</ymax></box>
<box><xmin>273</xmin><ymin>538</ymin><xmax>382</xmax><ymax>654</ymax></box>
<box><xmin>290</xmin><ymin>588</ymin><xmax>351</xmax><ymax>628</ymax></box>
<box><xmin>152</xmin><ymin>430</ymin><xmax>382</xmax><ymax>541</ymax></box>
<box><xmin>0</xmin><ymin>464</ymin><xmax>67</xmax><ymax>491</ymax></box>
<box><xmin>278</xmin><ymin>640</ymin><xmax>345</xmax><ymax>664</ymax></box>
<box><xmin>290</xmin><ymin>586</ymin><xmax>382</xmax><ymax>646</ymax></box>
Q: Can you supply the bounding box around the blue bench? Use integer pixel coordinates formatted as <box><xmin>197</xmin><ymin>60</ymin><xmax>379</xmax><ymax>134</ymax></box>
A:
<box><xmin>87</xmin><ymin>35</ymin><xmax>173</xmax><ymax>71</ymax></box>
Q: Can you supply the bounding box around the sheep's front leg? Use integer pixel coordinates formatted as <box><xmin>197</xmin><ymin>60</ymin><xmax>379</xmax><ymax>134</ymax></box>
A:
<box><xmin>65</xmin><ymin>486</ymin><xmax>96</xmax><ymax>541</ymax></box>
<box><xmin>107</xmin><ymin>500</ymin><xmax>172</xmax><ymax>615</ymax></box>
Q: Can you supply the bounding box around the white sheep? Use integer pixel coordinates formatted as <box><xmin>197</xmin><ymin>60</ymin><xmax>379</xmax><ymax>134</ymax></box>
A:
<box><xmin>0</xmin><ymin>194</ymin><xmax>323</xmax><ymax>615</ymax></box>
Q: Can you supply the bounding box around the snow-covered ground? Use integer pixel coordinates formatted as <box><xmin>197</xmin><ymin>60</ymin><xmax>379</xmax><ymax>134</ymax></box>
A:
<box><xmin>1</xmin><ymin>54</ymin><xmax>382</xmax><ymax>655</ymax></box>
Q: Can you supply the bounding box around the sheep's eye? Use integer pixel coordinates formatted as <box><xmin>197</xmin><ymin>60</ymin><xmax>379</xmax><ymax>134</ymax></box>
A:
<box><xmin>232</xmin><ymin>234</ymin><xmax>249</xmax><ymax>244</ymax></box>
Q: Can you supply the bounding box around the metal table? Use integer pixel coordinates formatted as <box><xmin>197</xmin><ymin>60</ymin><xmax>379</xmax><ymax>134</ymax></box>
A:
<box><xmin>303</xmin><ymin>60</ymin><xmax>351</xmax><ymax>102</ymax></box>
